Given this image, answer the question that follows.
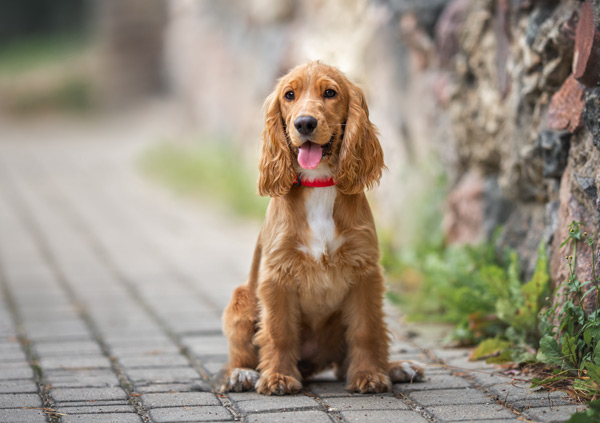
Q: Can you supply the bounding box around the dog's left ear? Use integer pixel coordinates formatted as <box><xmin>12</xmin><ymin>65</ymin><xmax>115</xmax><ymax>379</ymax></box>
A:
<box><xmin>335</xmin><ymin>82</ymin><xmax>385</xmax><ymax>195</ymax></box>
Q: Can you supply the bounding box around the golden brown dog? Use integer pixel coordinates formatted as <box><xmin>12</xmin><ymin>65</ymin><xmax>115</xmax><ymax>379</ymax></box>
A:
<box><xmin>222</xmin><ymin>61</ymin><xmax>423</xmax><ymax>395</ymax></box>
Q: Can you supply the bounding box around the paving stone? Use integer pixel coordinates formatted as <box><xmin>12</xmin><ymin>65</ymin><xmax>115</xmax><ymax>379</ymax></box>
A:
<box><xmin>486</xmin><ymin>383</ymin><xmax>573</xmax><ymax>409</ymax></box>
<box><xmin>34</xmin><ymin>340</ymin><xmax>104</xmax><ymax>356</ymax></box>
<box><xmin>141</xmin><ymin>392</ymin><xmax>220</xmax><ymax>407</ymax></box>
<box><xmin>50</xmin><ymin>387</ymin><xmax>128</xmax><ymax>402</ymax></box>
<box><xmin>322</xmin><ymin>395</ymin><xmax>410</xmax><ymax>411</ymax></box>
<box><xmin>0</xmin><ymin>380</ymin><xmax>38</xmax><ymax>393</ymax></box>
<box><xmin>39</xmin><ymin>355</ymin><xmax>112</xmax><ymax>370</ymax></box>
<box><xmin>46</xmin><ymin>369</ymin><xmax>121</xmax><ymax>388</ymax></box>
<box><xmin>234</xmin><ymin>394</ymin><xmax>320</xmax><ymax>413</ymax></box>
<box><xmin>182</xmin><ymin>335</ymin><xmax>229</xmax><ymax>357</ymax></box>
<box><xmin>426</xmin><ymin>403</ymin><xmax>517</xmax><ymax>421</ymax></box>
<box><xmin>0</xmin><ymin>363</ymin><xmax>34</xmax><ymax>380</ymax></box>
<box><xmin>58</xmin><ymin>404</ymin><xmax>137</xmax><ymax>414</ymax></box>
<box><xmin>245</xmin><ymin>410</ymin><xmax>334</xmax><ymax>423</ymax></box>
<box><xmin>127</xmin><ymin>367</ymin><xmax>202</xmax><ymax>385</ymax></box>
<box><xmin>118</xmin><ymin>354</ymin><xmax>189</xmax><ymax>368</ymax></box>
<box><xmin>409</xmin><ymin>388</ymin><xmax>494</xmax><ymax>406</ymax></box>
<box><xmin>149</xmin><ymin>405</ymin><xmax>233</xmax><ymax>422</ymax></box>
<box><xmin>136</xmin><ymin>383</ymin><xmax>196</xmax><ymax>393</ymax></box>
<box><xmin>340</xmin><ymin>409</ymin><xmax>429</xmax><ymax>423</ymax></box>
<box><xmin>0</xmin><ymin>343</ymin><xmax>25</xmax><ymax>362</ymax></box>
<box><xmin>0</xmin><ymin>408</ymin><xmax>47</xmax><ymax>422</ymax></box>
<box><xmin>0</xmin><ymin>392</ymin><xmax>42</xmax><ymax>408</ymax></box>
<box><xmin>61</xmin><ymin>413</ymin><xmax>143</xmax><ymax>423</ymax></box>
<box><xmin>305</xmin><ymin>382</ymin><xmax>350</xmax><ymax>397</ymax></box>
<box><xmin>523</xmin><ymin>405</ymin><xmax>588</xmax><ymax>422</ymax></box>
<box><xmin>394</xmin><ymin>373</ymin><xmax>472</xmax><ymax>393</ymax></box>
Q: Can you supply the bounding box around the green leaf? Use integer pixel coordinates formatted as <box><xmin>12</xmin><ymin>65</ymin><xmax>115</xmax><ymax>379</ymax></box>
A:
<box><xmin>531</xmin><ymin>375</ymin><xmax>570</xmax><ymax>388</ymax></box>
<box><xmin>586</xmin><ymin>362</ymin><xmax>600</xmax><ymax>385</ymax></box>
<box><xmin>470</xmin><ymin>337</ymin><xmax>512</xmax><ymax>361</ymax></box>
<box><xmin>562</xmin><ymin>334</ymin><xmax>580</xmax><ymax>368</ymax></box>
<box><xmin>594</xmin><ymin>340</ymin><xmax>600</xmax><ymax>365</ymax></box>
<box><xmin>537</xmin><ymin>335</ymin><xmax>564</xmax><ymax>367</ymax></box>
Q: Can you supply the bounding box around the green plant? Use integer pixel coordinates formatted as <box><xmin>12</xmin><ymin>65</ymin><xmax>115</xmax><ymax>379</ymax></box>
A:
<box><xmin>535</xmin><ymin>221</ymin><xmax>600</xmax><ymax>400</ymax></box>
<box><xmin>386</xmin><ymin>228</ymin><xmax>549</xmax><ymax>361</ymax></box>
<box><xmin>140</xmin><ymin>139</ymin><xmax>269</xmax><ymax>219</ymax></box>
<box><xmin>567</xmin><ymin>399</ymin><xmax>600</xmax><ymax>422</ymax></box>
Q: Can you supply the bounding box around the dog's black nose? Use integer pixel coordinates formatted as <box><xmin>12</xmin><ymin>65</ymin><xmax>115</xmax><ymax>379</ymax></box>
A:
<box><xmin>294</xmin><ymin>116</ymin><xmax>318</xmax><ymax>135</ymax></box>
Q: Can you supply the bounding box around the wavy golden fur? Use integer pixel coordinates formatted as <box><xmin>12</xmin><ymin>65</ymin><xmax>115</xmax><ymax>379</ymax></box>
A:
<box><xmin>222</xmin><ymin>62</ymin><xmax>423</xmax><ymax>395</ymax></box>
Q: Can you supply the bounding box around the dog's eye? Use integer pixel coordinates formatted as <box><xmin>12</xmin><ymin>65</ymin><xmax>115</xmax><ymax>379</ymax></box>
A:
<box><xmin>324</xmin><ymin>89</ymin><xmax>337</xmax><ymax>98</ymax></box>
<box><xmin>284</xmin><ymin>91</ymin><xmax>295</xmax><ymax>101</ymax></box>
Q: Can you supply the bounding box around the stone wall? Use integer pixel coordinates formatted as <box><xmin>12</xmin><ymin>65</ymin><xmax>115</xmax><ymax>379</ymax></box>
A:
<box><xmin>164</xmin><ymin>0</ymin><xmax>600</xmax><ymax>297</ymax></box>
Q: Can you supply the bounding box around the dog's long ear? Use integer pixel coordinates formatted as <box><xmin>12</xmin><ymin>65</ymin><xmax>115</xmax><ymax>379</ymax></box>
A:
<box><xmin>257</xmin><ymin>90</ymin><xmax>295</xmax><ymax>197</ymax></box>
<box><xmin>335</xmin><ymin>82</ymin><xmax>385</xmax><ymax>195</ymax></box>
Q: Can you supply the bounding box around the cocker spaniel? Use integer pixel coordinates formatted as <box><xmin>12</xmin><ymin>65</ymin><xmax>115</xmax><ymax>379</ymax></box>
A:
<box><xmin>222</xmin><ymin>61</ymin><xmax>424</xmax><ymax>395</ymax></box>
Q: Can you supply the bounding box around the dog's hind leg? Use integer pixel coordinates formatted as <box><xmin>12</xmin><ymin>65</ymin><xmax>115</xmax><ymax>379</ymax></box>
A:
<box><xmin>222</xmin><ymin>284</ymin><xmax>259</xmax><ymax>392</ymax></box>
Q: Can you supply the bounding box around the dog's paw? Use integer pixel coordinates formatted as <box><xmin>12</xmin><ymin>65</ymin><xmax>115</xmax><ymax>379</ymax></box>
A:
<box><xmin>256</xmin><ymin>373</ymin><xmax>302</xmax><ymax>396</ymax></box>
<box><xmin>346</xmin><ymin>371</ymin><xmax>391</xmax><ymax>394</ymax></box>
<box><xmin>222</xmin><ymin>368</ymin><xmax>259</xmax><ymax>392</ymax></box>
<box><xmin>389</xmin><ymin>360</ymin><xmax>425</xmax><ymax>383</ymax></box>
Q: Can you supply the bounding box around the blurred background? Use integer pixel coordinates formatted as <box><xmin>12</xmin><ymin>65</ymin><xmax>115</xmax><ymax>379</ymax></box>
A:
<box><xmin>1</xmin><ymin>0</ymin><xmax>599</xmax><ymax>343</ymax></box>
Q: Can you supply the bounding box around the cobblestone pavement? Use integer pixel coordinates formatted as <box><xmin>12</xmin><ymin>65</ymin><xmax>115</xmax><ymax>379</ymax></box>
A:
<box><xmin>0</xmin><ymin>112</ymin><xmax>585</xmax><ymax>422</ymax></box>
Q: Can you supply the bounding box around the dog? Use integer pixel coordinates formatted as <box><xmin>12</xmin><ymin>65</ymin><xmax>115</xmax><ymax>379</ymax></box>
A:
<box><xmin>222</xmin><ymin>61</ymin><xmax>424</xmax><ymax>395</ymax></box>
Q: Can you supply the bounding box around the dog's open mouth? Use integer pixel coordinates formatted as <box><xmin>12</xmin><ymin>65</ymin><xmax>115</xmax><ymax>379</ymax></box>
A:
<box><xmin>297</xmin><ymin>137</ymin><xmax>334</xmax><ymax>170</ymax></box>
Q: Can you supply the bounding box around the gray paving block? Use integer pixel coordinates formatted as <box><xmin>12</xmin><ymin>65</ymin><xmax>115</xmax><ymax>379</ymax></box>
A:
<box><xmin>127</xmin><ymin>367</ymin><xmax>202</xmax><ymax>385</ymax></box>
<box><xmin>61</xmin><ymin>413</ymin><xmax>143</xmax><ymax>423</ymax></box>
<box><xmin>0</xmin><ymin>380</ymin><xmax>38</xmax><ymax>393</ymax></box>
<box><xmin>523</xmin><ymin>405</ymin><xmax>588</xmax><ymax>422</ymax></box>
<box><xmin>39</xmin><ymin>355</ymin><xmax>112</xmax><ymax>370</ymax></box>
<box><xmin>0</xmin><ymin>363</ymin><xmax>34</xmax><ymax>380</ymax></box>
<box><xmin>234</xmin><ymin>395</ymin><xmax>320</xmax><ymax>413</ymax></box>
<box><xmin>0</xmin><ymin>408</ymin><xmax>47</xmax><ymax>423</ymax></box>
<box><xmin>305</xmin><ymin>382</ymin><xmax>349</xmax><ymax>397</ymax></box>
<box><xmin>409</xmin><ymin>387</ymin><xmax>494</xmax><ymax>406</ymax></box>
<box><xmin>58</xmin><ymin>404</ymin><xmax>137</xmax><ymax>414</ymax></box>
<box><xmin>149</xmin><ymin>405</ymin><xmax>233</xmax><ymax>422</ymax></box>
<box><xmin>340</xmin><ymin>409</ymin><xmax>429</xmax><ymax>423</ymax></box>
<box><xmin>46</xmin><ymin>369</ymin><xmax>121</xmax><ymax>388</ymax></box>
<box><xmin>245</xmin><ymin>410</ymin><xmax>333</xmax><ymax>423</ymax></box>
<box><xmin>426</xmin><ymin>403</ymin><xmax>517</xmax><ymax>421</ymax></box>
<box><xmin>486</xmin><ymin>383</ymin><xmax>573</xmax><ymax>409</ymax></box>
<box><xmin>136</xmin><ymin>383</ymin><xmax>196</xmax><ymax>393</ymax></box>
<box><xmin>141</xmin><ymin>392</ymin><xmax>220</xmax><ymax>407</ymax></box>
<box><xmin>394</xmin><ymin>373</ymin><xmax>472</xmax><ymax>393</ymax></box>
<box><xmin>0</xmin><ymin>343</ymin><xmax>25</xmax><ymax>362</ymax></box>
<box><xmin>118</xmin><ymin>354</ymin><xmax>189</xmax><ymax>368</ymax></box>
<box><xmin>322</xmin><ymin>395</ymin><xmax>410</xmax><ymax>411</ymax></box>
<box><xmin>182</xmin><ymin>335</ymin><xmax>229</xmax><ymax>357</ymax></box>
<box><xmin>0</xmin><ymin>393</ymin><xmax>42</xmax><ymax>408</ymax></box>
<box><xmin>34</xmin><ymin>340</ymin><xmax>103</xmax><ymax>356</ymax></box>
<box><xmin>50</xmin><ymin>387</ymin><xmax>128</xmax><ymax>402</ymax></box>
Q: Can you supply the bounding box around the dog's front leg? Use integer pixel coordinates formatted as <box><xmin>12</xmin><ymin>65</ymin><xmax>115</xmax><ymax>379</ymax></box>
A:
<box><xmin>342</xmin><ymin>265</ymin><xmax>392</xmax><ymax>393</ymax></box>
<box><xmin>255</xmin><ymin>279</ymin><xmax>302</xmax><ymax>395</ymax></box>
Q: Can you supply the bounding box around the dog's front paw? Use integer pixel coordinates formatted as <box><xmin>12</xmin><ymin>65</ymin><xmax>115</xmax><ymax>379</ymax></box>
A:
<box><xmin>222</xmin><ymin>368</ymin><xmax>259</xmax><ymax>392</ymax></box>
<box><xmin>346</xmin><ymin>371</ymin><xmax>391</xmax><ymax>394</ymax></box>
<box><xmin>389</xmin><ymin>360</ymin><xmax>425</xmax><ymax>383</ymax></box>
<box><xmin>256</xmin><ymin>372</ymin><xmax>302</xmax><ymax>396</ymax></box>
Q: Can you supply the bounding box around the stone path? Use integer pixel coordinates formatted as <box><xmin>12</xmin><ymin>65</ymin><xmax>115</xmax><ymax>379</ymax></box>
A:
<box><xmin>0</xmin><ymin>110</ymin><xmax>585</xmax><ymax>422</ymax></box>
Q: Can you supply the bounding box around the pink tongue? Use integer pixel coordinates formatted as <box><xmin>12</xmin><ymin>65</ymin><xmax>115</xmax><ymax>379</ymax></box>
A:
<box><xmin>298</xmin><ymin>142</ymin><xmax>322</xmax><ymax>169</ymax></box>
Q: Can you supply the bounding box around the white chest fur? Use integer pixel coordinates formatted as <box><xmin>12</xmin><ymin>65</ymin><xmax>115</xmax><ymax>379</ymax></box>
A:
<box><xmin>302</xmin><ymin>186</ymin><xmax>341</xmax><ymax>260</ymax></box>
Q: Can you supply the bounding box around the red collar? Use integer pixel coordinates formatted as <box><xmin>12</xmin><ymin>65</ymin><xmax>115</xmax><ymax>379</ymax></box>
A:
<box><xmin>293</xmin><ymin>175</ymin><xmax>336</xmax><ymax>188</ymax></box>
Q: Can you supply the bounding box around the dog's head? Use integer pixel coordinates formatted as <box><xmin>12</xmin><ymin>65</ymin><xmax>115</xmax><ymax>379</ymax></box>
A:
<box><xmin>258</xmin><ymin>61</ymin><xmax>384</xmax><ymax>197</ymax></box>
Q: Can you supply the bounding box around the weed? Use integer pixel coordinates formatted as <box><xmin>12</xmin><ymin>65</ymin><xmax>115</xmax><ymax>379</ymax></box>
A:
<box><xmin>535</xmin><ymin>221</ymin><xmax>600</xmax><ymax>401</ymax></box>
<box><xmin>387</xmin><ymin>234</ymin><xmax>549</xmax><ymax>362</ymax></box>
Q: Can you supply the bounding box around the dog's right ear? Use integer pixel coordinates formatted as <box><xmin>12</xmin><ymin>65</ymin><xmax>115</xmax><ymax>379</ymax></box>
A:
<box><xmin>257</xmin><ymin>90</ymin><xmax>295</xmax><ymax>197</ymax></box>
